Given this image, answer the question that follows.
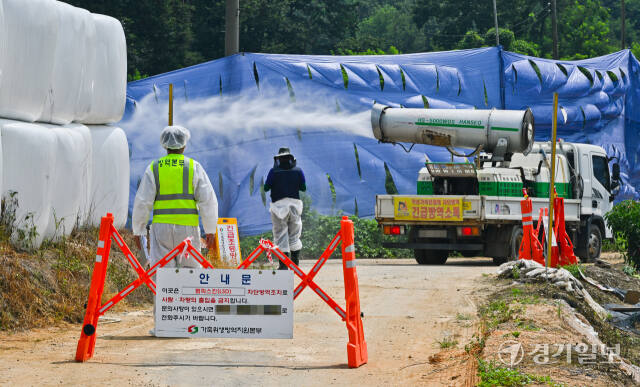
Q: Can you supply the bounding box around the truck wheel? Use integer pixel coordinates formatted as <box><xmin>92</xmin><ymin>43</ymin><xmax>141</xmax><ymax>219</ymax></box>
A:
<box><xmin>492</xmin><ymin>226</ymin><xmax>522</xmax><ymax>265</ymax></box>
<box><xmin>414</xmin><ymin>249</ymin><xmax>448</xmax><ymax>265</ymax></box>
<box><xmin>579</xmin><ymin>226</ymin><xmax>602</xmax><ymax>263</ymax></box>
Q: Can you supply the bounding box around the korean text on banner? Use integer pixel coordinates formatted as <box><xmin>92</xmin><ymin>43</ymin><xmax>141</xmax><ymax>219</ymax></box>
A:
<box><xmin>155</xmin><ymin>268</ymin><xmax>293</xmax><ymax>339</ymax></box>
<box><xmin>393</xmin><ymin>196</ymin><xmax>463</xmax><ymax>221</ymax></box>
<box><xmin>216</xmin><ymin>218</ymin><xmax>241</xmax><ymax>266</ymax></box>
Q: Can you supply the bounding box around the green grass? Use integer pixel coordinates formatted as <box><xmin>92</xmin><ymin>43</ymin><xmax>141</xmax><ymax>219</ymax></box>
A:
<box><xmin>436</xmin><ymin>335</ymin><xmax>458</xmax><ymax>349</ymax></box>
<box><xmin>478</xmin><ymin>360</ymin><xmax>565</xmax><ymax>387</ymax></box>
<box><xmin>515</xmin><ymin>319</ymin><xmax>540</xmax><ymax>331</ymax></box>
<box><xmin>481</xmin><ymin>300</ymin><xmax>522</xmax><ymax>329</ymax></box>
<box><xmin>456</xmin><ymin>312</ymin><xmax>472</xmax><ymax>321</ymax></box>
<box><xmin>559</xmin><ymin>264</ymin><xmax>581</xmax><ymax>278</ymax></box>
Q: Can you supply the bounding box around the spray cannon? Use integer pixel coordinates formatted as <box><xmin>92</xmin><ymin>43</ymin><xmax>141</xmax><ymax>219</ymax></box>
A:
<box><xmin>371</xmin><ymin>104</ymin><xmax>534</xmax><ymax>161</ymax></box>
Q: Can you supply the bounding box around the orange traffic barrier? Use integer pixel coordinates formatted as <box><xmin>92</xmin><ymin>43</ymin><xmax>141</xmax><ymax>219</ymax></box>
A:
<box><xmin>77</xmin><ymin>214</ymin><xmax>367</xmax><ymax>368</ymax></box>
<box><xmin>553</xmin><ymin>196</ymin><xmax>578</xmax><ymax>266</ymax></box>
<box><xmin>237</xmin><ymin>216</ymin><xmax>368</xmax><ymax>368</ymax></box>
<box><xmin>75</xmin><ymin>213</ymin><xmax>213</xmax><ymax>362</ymax></box>
<box><xmin>518</xmin><ymin>191</ymin><xmax>545</xmax><ymax>265</ymax></box>
<box><xmin>340</xmin><ymin>217</ymin><xmax>368</xmax><ymax>368</ymax></box>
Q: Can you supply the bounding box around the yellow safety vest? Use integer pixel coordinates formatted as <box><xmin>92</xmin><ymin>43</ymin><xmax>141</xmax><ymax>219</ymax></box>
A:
<box><xmin>152</xmin><ymin>154</ymin><xmax>199</xmax><ymax>226</ymax></box>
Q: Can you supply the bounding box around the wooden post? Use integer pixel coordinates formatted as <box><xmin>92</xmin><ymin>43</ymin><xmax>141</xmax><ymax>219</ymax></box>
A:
<box><xmin>547</xmin><ymin>93</ymin><xmax>559</xmax><ymax>268</ymax></box>
<box><xmin>622</xmin><ymin>0</ymin><xmax>626</xmax><ymax>49</ymax></box>
<box><xmin>168</xmin><ymin>83</ymin><xmax>173</xmax><ymax>126</ymax></box>
<box><xmin>551</xmin><ymin>0</ymin><xmax>558</xmax><ymax>59</ymax></box>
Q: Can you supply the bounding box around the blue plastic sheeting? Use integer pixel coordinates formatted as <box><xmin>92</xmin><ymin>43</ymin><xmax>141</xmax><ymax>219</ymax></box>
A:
<box><xmin>121</xmin><ymin>48</ymin><xmax>640</xmax><ymax>235</ymax></box>
<box><xmin>502</xmin><ymin>50</ymin><xmax>639</xmax><ymax>199</ymax></box>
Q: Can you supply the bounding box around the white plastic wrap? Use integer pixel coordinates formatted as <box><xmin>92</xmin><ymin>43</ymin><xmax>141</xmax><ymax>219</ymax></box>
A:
<box><xmin>67</xmin><ymin>124</ymin><xmax>94</xmax><ymax>225</ymax></box>
<box><xmin>42</xmin><ymin>124</ymin><xmax>92</xmax><ymax>238</ymax></box>
<box><xmin>0</xmin><ymin>120</ymin><xmax>55</xmax><ymax>248</ymax></box>
<box><xmin>0</xmin><ymin>1</ymin><xmax>6</xmax><ymax>91</ymax></box>
<box><xmin>0</xmin><ymin>0</ymin><xmax>59</xmax><ymax>122</ymax></box>
<box><xmin>79</xmin><ymin>15</ymin><xmax>127</xmax><ymax>125</ymax></box>
<box><xmin>88</xmin><ymin>125</ymin><xmax>129</xmax><ymax>228</ymax></box>
<box><xmin>39</xmin><ymin>2</ymin><xmax>94</xmax><ymax>125</ymax></box>
<box><xmin>74</xmin><ymin>9</ymin><xmax>97</xmax><ymax>122</ymax></box>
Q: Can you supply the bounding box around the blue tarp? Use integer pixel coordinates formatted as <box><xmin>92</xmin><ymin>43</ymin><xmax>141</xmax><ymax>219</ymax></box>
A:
<box><xmin>121</xmin><ymin>47</ymin><xmax>640</xmax><ymax>235</ymax></box>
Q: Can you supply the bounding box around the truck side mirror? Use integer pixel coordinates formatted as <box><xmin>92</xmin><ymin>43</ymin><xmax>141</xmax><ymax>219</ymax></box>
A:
<box><xmin>612</xmin><ymin>163</ymin><xmax>620</xmax><ymax>181</ymax></box>
<box><xmin>610</xmin><ymin>163</ymin><xmax>621</xmax><ymax>199</ymax></box>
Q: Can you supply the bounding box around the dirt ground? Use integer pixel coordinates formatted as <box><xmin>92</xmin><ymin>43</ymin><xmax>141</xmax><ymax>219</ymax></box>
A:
<box><xmin>0</xmin><ymin>257</ymin><xmax>496</xmax><ymax>386</ymax></box>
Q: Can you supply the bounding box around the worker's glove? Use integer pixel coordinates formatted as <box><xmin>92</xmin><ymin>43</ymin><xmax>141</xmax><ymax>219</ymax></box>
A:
<box><xmin>134</xmin><ymin>235</ymin><xmax>142</xmax><ymax>250</ymax></box>
<box><xmin>205</xmin><ymin>233</ymin><xmax>215</xmax><ymax>249</ymax></box>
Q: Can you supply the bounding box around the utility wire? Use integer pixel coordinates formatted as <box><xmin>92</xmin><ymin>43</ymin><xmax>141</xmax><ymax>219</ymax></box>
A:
<box><xmin>420</xmin><ymin>4</ymin><xmax>551</xmax><ymax>39</ymax></box>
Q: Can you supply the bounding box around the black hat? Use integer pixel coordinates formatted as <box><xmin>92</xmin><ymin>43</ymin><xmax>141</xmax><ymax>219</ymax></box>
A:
<box><xmin>275</xmin><ymin>147</ymin><xmax>293</xmax><ymax>158</ymax></box>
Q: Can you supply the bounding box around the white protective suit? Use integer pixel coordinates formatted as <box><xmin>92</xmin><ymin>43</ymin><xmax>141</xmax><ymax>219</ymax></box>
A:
<box><xmin>270</xmin><ymin>197</ymin><xmax>303</xmax><ymax>253</ymax></box>
<box><xmin>132</xmin><ymin>158</ymin><xmax>218</xmax><ymax>268</ymax></box>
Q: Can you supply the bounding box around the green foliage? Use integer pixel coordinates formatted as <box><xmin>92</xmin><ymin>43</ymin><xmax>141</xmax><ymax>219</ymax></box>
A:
<box><xmin>456</xmin><ymin>312</ymin><xmax>472</xmax><ymax>321</ymax></box>
<box><xmin>456</xmin><ymin>31</ymin><xmax>485</xmax><ymax>50</ymax></box>
<box><xmin>338</xmin><ymin>46</ymin><xmax>400</xmax><ymax>56</ymax></box>
<box><xmin>632</xmin><ymin>42</ymin><xmax>640</xmax><ymax>61</ymax></box>
<box><xmin>604</xmin><ymin>200</ymin><xmax>640</xmax><ymax>269</ymax></box>
<box><xmin>1</xmin><ymin>191</ymin><xmax>39</xmax><ymax>252</ymax></box>
<box><xmin>481</xmin><ymin>300</ymin><xmax>518</xmax><ymax>329</ymax></box>
<box><xmin>559</xmin><ymin>0</ymin><xmax>615</xmax><ymax>59</ymax></box>
<box><xmin>559</xmin><ymin>263</ymin><xmax>581</xmax><ymax>278</ymax></box>
<box><xmin>335</xmin><ymin>3</ymin><xmax>424</xmax><ymax>55</ymax></box>
<box><xmin>436</xmin><ymin>335</ymin><xmax>458</xmax><ymax>348</ymax></box>
<box><xmin>69</xmin><ymin>0</ymin><xmax>632</xmax><ymax>78</ymax></box>
<box><xmin>603</xmin><ymin>232</ymin><xmax>627</xmax><ymax>252</ymax></box>
<box><xmin>484</xmin><ymin>28</ymin><xmax>515</xmax><ymax>50</ymax></box>
<box><xmin>477</xmin><ymin>360</ymin><xmax>563</xmax><ymax>387</ymax></box>
<box><xmin>511</xmin><ymin>40</ymin><xmax>540</xmax><ymax>57</ymax></box>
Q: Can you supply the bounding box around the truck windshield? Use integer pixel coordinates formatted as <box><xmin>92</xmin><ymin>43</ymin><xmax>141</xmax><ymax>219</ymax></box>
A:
<box><xmin>592</xmin><ymin>155</ymin><xmax>610</xmax><ymax>191</ymax></box>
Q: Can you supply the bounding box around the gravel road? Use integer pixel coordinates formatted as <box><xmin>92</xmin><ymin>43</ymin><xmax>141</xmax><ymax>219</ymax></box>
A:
<box><xmin>0</xmin><ymin>257</ymin><xmax>496</xmax><ymax>386</ymax></box>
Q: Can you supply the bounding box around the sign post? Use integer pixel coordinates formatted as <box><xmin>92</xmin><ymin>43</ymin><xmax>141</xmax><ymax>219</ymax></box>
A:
<box><xmin>212</xmin><ymin>218</ymin><xmax>242</xmax><ymax>267</ymax></box>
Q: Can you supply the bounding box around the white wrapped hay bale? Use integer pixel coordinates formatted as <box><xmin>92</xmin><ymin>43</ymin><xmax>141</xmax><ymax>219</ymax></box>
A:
<box><xmin>39</xmin><ymin>2</ymin><xmax>95</xmax><ymax>125</ymax></box>
<box><xmin>73</xmin><ymin>9</ymin><xmax>97</xmax><ymax>123</ymax></box>
<box><xmin>66</xmin><ymin>124</ymin><xmax>94</xmax><ymax>225</ymax></box>
<box><xmin>0</xmin><ymin>0</ymin><xmax>59</xmax><ymax>122</ymax></box>
<box><xmin>88</xmin><ymin>125</ymin><xmax>129</xmax><ymax>228</ymax></box>
<box><xmin>0</xmin><ymin>1</ymin><xmax>6</xmax><ymax>91</ymax></box>
<box><xmin>0</xmin><ymin>120</ymin><xmax>55</xmax><ymax>248</ymax></box>
<box><xmin>79</xmin><ymin>14</ymin><xmax>126</xmax><ymax>125</ymax></box>
<box><xmin>42</xmin><ymin>123</ymin><xmax>92</xmax><ymax>238</ymax></box>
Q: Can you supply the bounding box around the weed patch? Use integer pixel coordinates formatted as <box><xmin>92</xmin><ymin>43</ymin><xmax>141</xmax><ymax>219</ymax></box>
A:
<box><xmin>477</xmin><ymin>360</ymin><xmax>564</xmax><ymax>387</ymax></box>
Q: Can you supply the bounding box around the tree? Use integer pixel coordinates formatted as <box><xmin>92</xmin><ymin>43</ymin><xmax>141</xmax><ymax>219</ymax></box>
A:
<box><xmin>484</xmin><ymin>28</ymin><xmax>515</xmax><ymax>50</ymax></box>
<box><xmin>455</xmin><ymin>31</ymin><xmax>485</xmax><ymax>50</ymax></box>
<box><xmin>558</xmin><ymin>0</ymin><xmax>616</xmax><ymax>59</ymax></box>
<box><xmin>336</xmin><ymin>3</ymin><xmax>426</xmax><ymax>54</ymax></box>
<box><xmin>511</xmin><ymin>40</ymin><xmax>540</xmax><ymax>57</ymax></box>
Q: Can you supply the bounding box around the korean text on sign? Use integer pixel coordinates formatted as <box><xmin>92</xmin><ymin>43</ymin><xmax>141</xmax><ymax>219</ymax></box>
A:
<box><xmin>393</xmin><ymin>196</ymin><xmax>463</xmax><ymax>221</ymax></box>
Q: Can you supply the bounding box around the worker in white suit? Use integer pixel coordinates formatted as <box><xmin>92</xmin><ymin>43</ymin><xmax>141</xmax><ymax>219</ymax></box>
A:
<box><xmin>132</xmin><ymin>125</ymin><xmax>218</xmax><ymax>269</ymax></box>
<box><xmin>264</xmin><ymin>147</ymin><xmax>306</xmax><ymax>270</ymax></box>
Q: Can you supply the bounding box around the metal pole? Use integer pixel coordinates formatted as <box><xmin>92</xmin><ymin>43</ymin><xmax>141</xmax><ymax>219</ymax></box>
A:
<box><xmin>547</xmin><ymin>92</ymin><xmax>559</xmax><ymax>268</ymax></box>
<box><xmin>225</xmin><ymin>0</ymin><xmax>239</xmax><ymax>56</ymax></box>
<box><xmin>168</xmin><ymin>84</ymin><xmax>173</xmax><ymax>126</ymax></box>
<box><xmin>492</xmin><ymin>0</ymin><xmax>499</xmax><ymax>46</ymax></box>
<box><xmin>551</xmin><ymin>0</ymin><xmax>558</xmax><ymax>59</ymax></box>
<box><xmin>622</xmin><ymin>0</ymin><xmax>626</xmax><ymax>49</ymax></box>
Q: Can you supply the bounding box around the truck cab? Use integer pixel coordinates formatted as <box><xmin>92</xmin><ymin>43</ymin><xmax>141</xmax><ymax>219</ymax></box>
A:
<box><xmin>538</xmin><ymin>142</ymin><xmax>620</xmax><ymax>259</ymax></box>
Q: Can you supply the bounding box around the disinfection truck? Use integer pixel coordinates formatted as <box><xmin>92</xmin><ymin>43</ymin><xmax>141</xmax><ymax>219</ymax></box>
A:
<box><xmin>371</xmin><ymin>104</ymin><xmax>621</xmax><ymax>265</ymax></box>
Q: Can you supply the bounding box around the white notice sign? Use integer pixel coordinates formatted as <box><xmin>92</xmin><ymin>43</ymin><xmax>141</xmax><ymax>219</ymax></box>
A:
<box><xmin>155</xmin><ymin>268</ymin><xmax>294</xmax><ymax>339</ymax></box>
